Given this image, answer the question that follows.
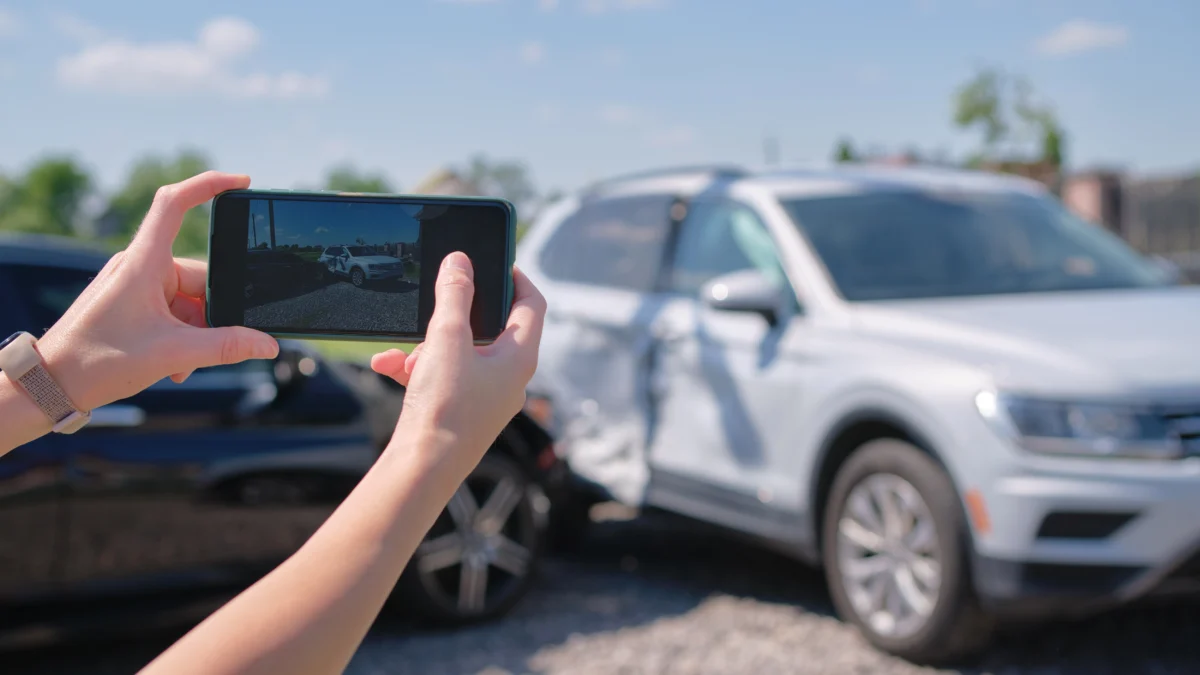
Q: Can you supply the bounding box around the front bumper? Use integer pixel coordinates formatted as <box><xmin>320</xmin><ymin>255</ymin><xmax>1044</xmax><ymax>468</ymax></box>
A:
<box><xmin>971</xmin><ymin>454</ymin><xmax>1200</xmax><ymax>617</ymax></box>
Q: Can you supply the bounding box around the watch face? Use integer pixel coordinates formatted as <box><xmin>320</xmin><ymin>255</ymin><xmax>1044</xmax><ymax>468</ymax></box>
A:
<box><xmin>0</xmin><ymin>332</ymin><xmax>28</xmax><ymax>352</ymax></box>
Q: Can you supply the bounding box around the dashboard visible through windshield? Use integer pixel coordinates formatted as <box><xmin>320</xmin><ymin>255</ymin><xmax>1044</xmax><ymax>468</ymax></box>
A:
<box><xmin>781</xmin><ymin>190</ymin><xmax>1169</xmax><ymax>301</ymax></box>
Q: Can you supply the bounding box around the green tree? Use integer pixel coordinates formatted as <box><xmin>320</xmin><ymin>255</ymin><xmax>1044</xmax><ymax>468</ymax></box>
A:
<box><xmin>953</xmin><ymin>67</ymin><xmax>1064</xmax><ymax>168</ymax></box>
<box><xmin>954</xmin><ymin>68</ymin><xmax>1008</xmax><ymax>157</ymax></box>
<box><xmin>833</xmin><ymin>138</ymin><xmax>857</xmax><ymax>163</ymax></box>
<box><xmin>461</xmin><ymin>154</ymin><xmax>536</xmax><ymax>211</ymax></box>
<box><xmin>0</xmin><ymin>156</ymin><xmax>93</xmax><ymax>235</ymax></box>
<box><xmin>324</xmin><ymin>165</ymin><xmax>393</xmax><ymax>193</ymax></box>
<box><xmin>103</xmin><ymin>151</ymin><xmax>211</xmax><ymax>255</ymax></box>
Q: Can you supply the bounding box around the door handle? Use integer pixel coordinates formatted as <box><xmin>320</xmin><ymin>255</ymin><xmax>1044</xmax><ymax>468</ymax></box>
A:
<box><xmin>88</xmin><ymin>404</ymin><xmax>146</xmax><ymax>428</ymax></box>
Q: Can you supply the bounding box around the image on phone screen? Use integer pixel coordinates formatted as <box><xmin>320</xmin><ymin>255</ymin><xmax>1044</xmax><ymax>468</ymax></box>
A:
<box><xmin>208</xmin><ymin>193</ymin><xmax>512</xmax><ymax>341</ymax></box>
<box><xmin>244</xmin><ymin>198</ymin><xmax>422</xmax><ymax>334</ymax></box>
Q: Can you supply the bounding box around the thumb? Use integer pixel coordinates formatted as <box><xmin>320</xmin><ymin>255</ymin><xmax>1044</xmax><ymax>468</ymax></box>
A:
<box><xmin>428</xmin><ymin>252</ymin><xmax>475</xmax><ymax>342</ymax></box>
<box><xmin>187</xmin><ymin>326</ymin><xmax>280</xmax><ymax>369</ymax></box>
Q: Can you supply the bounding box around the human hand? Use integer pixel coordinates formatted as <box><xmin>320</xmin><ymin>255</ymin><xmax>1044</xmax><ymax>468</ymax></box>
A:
<box><xmin>371</xmin><ymin>252</ymin><xmax>545</xmax><ymax>473</ymax></box>
<box><xmin>37</xmin><ymin>171</ymin><xmax>279</xmax><ymax>413</ymax></box>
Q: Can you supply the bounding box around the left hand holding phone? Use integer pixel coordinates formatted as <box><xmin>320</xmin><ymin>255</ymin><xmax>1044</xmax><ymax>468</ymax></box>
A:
<box><xmin>36</xmin><ymin>171</ymin><xmax>280</xmax><ymax>414</ymax></box>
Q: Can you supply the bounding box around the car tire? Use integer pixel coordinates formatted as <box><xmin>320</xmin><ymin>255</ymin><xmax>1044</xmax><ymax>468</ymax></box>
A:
<box><xmin>395</xmin><ymin>453</ymin><xmax>545</xmax><ymax>624</ymax></box>
<box><xmin>823</xmin><ymin>438</ymin><xmax>994</xmax><ymax>665</ymax></box>
<box><xmin>351</xmin><ymin>267</ymin><xmax>365</xmax><ymax>287</ymax></box>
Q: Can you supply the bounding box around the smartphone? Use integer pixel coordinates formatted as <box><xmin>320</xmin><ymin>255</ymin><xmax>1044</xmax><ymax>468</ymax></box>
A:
<box><xmin>206</xmin><ymin>189</ymin><xmax>516</xmax><ymax>343</ymax></box>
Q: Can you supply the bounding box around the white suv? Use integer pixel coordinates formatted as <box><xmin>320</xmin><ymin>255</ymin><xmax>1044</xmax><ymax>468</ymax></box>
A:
<box><xmin>317</xmin><ymin>245</ymin><xmax>406</xmax><ymax>287</ymax></box>
<box><xmin>518</xmin><ymin>165</ymin><xmax>1200</xmax><ymax>663</ymax></box>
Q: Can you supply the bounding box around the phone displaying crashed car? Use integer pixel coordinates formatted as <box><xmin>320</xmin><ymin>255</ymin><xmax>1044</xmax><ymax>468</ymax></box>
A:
<box><xmin>206</xmin><ymin>189</ymin><xmax>516</xmax><ymax>343</ymax></box>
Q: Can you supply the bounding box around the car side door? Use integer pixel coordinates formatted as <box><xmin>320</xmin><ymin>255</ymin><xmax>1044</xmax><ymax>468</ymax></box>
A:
<box><xmin>0</xmin><ymin>265</ymin><xmax>71</xmax><ymax>602</ymax></box>
<box><xmin>527</xmin><ymin>194</ymin><xmax>680</xmax><ymax>505</ymax></box>
<box><xmin>645</xmin><ymin>198</ymin><xmax>811</xmax><ymax>544</ymax></box>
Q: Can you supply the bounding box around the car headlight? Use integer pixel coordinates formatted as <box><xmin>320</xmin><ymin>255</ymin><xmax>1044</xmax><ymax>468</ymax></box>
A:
<box><xmin>975</xmin><ymin>391</ymin><xmax>1179</xmax><ymax>459</ymax></box>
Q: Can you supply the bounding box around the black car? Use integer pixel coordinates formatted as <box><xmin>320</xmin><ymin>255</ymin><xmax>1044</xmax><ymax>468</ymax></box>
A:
<box><xmin>0</xmin><ymin>234</ymin><xmax>573</xmax><ymax>648</ymax></box>
<box><xmin>244</xmin><ymin>248</ymin><xmax>330</xmax><ymax>304</ymax></box>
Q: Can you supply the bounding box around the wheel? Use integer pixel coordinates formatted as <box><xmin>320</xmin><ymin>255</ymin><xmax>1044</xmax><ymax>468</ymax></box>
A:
<box><xmin>822</xmin><ymin>439</ymin><xmax>994</xmax><ymax>664</ymax></box>
<box><xmin>244</xmin><ymin>282</ymin><xmax>254</xmax><ymax>300</ymax></box>
<box><xmin>350</xmin><ymin>267</ymin><xmax>365</xmax><ymax>287</ymax></box>
<box><xmin>397</xmin><ymin>453</ymin><xmax>545</xmax><ymax>623</ymax></box>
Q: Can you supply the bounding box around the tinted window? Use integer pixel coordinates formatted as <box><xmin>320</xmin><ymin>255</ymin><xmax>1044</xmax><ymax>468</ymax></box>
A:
<box><xmin>539</xmin><ymin>195</ymin><xmax>674</xmax><ymax>291</ymax></box>
<box><xmin>346</xmin><ymin>246</ymin><xmax>372</xmax><ymax>256</ymax></box>
<box><xmin>6</xmin><ymin>264</ymin><xmax>98</xmax><ymax>334</ymax></box>
<box><xmin>670</xmin><ymin>200</ymin><xmax>788</xmax><ymax>296</ymax></box>
<box><xmin>782</xmin><ymin>191</ymin><xmax>1167</xmax><ymax>301</ymax></box>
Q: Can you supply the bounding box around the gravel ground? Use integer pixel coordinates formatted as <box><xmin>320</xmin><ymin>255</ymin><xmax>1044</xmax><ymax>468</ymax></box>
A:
<box><xmin>245</xmin><ymin>278</ymin><xmax>418</xmax><ymax>334</ymax></box>
<box><xmin>7</xmin><ymin>511</ymin><xmax>1200</xmax><ymax>674</ymax></box>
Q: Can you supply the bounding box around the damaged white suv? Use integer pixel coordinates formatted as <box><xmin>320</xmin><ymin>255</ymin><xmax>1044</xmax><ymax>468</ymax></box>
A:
<box><xmin>518</xmin><ymin>165</ymin><xmax>1200</xmax><ymax>663</ymax></box>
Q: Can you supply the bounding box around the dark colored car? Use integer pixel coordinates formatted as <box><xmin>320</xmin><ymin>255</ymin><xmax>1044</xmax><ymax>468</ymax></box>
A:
<box><xmin>244</xmin><ymin>249</ymin><xmax>330</xmax><ymax>304</ymax></box>
<box><xmin>0</xmin><ymin>234</ymin><xmax>573</xmax><ymax>648</ymax></box>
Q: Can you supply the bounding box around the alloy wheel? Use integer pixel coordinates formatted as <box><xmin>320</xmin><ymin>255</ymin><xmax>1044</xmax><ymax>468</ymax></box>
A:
<box><xmin>351</xmin><ymin>268</ymin><xmax>365</xmax><ymax>286</ymax></box>
<box><xmin>837</xmin><ymin>473</ymin><xmax>942</xmax><ymax>640</ymax></box>
<box><xmin>414</xmin><ymin>465</ymin><xmax>537</xmax><ymax>616</ymax></box>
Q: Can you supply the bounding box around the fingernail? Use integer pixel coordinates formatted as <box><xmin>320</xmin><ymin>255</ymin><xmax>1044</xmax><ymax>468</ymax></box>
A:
<box><xmin>256</xmin><ymin>339</ymin><xmax>279</xmax><ymax>359</ymax></box>
<box><xmin>443</xmin><ymin>252</ymin><xmax>472</xmax><ymax>274</ymax></box>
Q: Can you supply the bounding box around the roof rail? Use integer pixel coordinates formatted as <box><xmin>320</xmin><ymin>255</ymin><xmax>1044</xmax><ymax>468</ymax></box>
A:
<box><xmin>581</xmin><ymin>164</ymin><xmax>749</xmax><ymax>195</ymax></box>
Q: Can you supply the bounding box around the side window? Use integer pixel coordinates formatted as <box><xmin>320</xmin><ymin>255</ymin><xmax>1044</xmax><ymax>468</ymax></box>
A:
<box><xmin>539</xmin><ymin>195</ymin><xmax>675</xmax><ymax>291</ymax></box>
<box><xmin>669</xmin><ymin>200</ymin><xmax>789</xmax><ymax>297</ymax></box>
<box><xmin>5</xmin><ymin>264</ymin><xmax>99</xmax><ymax>334</ymax></box>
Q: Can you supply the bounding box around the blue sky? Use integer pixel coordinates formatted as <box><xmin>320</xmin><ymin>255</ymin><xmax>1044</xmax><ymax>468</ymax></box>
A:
<box><xmin>1</xmin><ymin>1</ymin><xmax>1196</xmax><ymax>198</ymax></box>
<box><xmin>249</xmin><ymin>199</ymin><xmax>420</xmax><ymax>249</ymax></box>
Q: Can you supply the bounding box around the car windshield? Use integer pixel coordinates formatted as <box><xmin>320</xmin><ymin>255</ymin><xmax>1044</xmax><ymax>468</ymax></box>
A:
<box><xmin>345</xmin><ymin>246</ymin><xmax>373</xmax><ymax>256</ymax></box>
<box><xmin>781</xmin><ymin>190</ymin><xmax>1169</xmax><ymax>301</ymax></box>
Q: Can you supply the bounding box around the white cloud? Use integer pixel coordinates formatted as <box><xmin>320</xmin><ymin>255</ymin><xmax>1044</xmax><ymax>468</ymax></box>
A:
<box><xmin>539</xmin><ymin>0</ymin><xmax>559</xmax><ymax>10</ymax></box>
<box><xmin>582</xmin><ymin>0</ymin><xmax>666</xmax><ymax>14</ymax></box>
<box><xmin>315</xmin><ymin>226</ymin><xmax>330</xmax><ymax>234</ymax></box>
<box><xmin>648</xmin><ymin>126</ymin><xmax>695</xmax><ymax>147</ymax></box>
<box><xmin>51</xmin><ymin>12</ymin><xmax>106</xmax><ymax>43</ymax></box>
<box><xmin>0</xmin><ymin>7</ymin><xmax>20</xmax><ymax>38</ymax></box>
<box><xmin>1036</xmin><ymin>20</ymin><xmax>1128</xmax><ymax>57</ymax></box>
<box><xmin>598</xmin><ymin>103</ymin><xmax>637</xmax><ymax>125</ymax></box>
<box><xmin>57</xmin><ymin>16</ymin><xmax>328</xmax><ymax>99</ymax></box>
<box><xmin>520</xmin><ymin>41</ymin><xmax>545</xmax><ymax>65</ymax></box>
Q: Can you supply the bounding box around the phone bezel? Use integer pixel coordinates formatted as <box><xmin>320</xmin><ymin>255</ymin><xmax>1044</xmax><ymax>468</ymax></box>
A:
<box><xmin>205</xmin><ymin>189</ymin><xmax>516</xmax><ymax>344</ymax></box>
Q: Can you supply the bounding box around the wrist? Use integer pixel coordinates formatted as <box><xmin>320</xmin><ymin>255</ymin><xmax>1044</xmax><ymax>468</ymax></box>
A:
<box><xmin>0</xmin><ymin>371</ymin><xmax>54</xmax><ymax>451</ymax></box>
<box><xmin>35</xmin><ymin>328</ymin><xmax>101</xmax><ymax>413</ymax></box>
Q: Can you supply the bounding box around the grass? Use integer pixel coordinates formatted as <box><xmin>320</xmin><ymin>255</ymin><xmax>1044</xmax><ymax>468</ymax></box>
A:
<box><xmin>305</xmin><ymin>339</ymin><xmax>415</xmax><ymax>364</ymax></box>
<box><xmin>295</xmin><ymin>251</ymin><xmax>324</xmax><ymax>263</ymax></box>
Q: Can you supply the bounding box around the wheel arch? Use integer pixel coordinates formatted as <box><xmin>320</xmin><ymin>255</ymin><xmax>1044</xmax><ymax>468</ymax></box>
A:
<box><xmin>809</xmin><ymin>407</ymin><xmax>956</xmax><ymax>556</ymax></box>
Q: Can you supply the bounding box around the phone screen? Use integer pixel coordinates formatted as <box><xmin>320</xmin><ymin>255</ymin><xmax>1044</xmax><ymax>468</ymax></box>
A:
<box><xmin>207</xmin><ymin>191</ymin><xmax>513</xmax><ymax>341</ymax></box>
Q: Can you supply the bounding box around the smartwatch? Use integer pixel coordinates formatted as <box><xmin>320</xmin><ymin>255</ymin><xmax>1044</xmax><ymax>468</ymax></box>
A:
<box><xmin>0</xmin><ymin>331</ymin><xmax>91</xmax><ymax>434</ymax></box>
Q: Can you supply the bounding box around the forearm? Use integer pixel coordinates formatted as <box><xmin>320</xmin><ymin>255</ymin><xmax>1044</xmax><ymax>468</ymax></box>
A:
<box><xmin>139</xmin><ymin>426</ymin><xmax>468</xmax><ymax>675</ymax></box>
<box><xmin>0</xmin><ymin>374</ymin><xmax>54</xmax><ymax>456</ymax></box>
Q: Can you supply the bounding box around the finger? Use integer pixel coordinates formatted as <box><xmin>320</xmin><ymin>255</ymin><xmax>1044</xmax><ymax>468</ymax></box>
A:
<box><xmin>487</xmin><ymin>266</ymin><xmax>546</xmax><ymax>359</ymax></box>
<box><xmin>170</xmin><ymin>293</ymin><xmax>208</xmax><ymax>328</ymax></box>
<box><xmin>427</xmin><ymin>252</ymin><xmax>474</xmax><ymax>342</ymax></box>
<box><xmin>183</xmin><ymin>325</ymin><xmax>279</xmax><ymax>369</ymax></box>
<box><xmin>404</xmin><ymin>342</ymin><xmax>424</xmax><ymax>376</ymax></box>
<box><xmin>171</xmin><ymin>370</ymin><xmax>194</xmax><ymax>384</ymax></box>
<box><xmin>371</xmin><ymin>349</ymin><xmax>412</xmax><ymax>387</ymax></box>
<box><xmin>174</xmin><ymin>258</ymin><xmax>209</xmax><ymax>298</ymax></box>
<box><xmin>136</xmin><ymin>171</ymin><xmax>251</xmax><ymax>254</ymax></box>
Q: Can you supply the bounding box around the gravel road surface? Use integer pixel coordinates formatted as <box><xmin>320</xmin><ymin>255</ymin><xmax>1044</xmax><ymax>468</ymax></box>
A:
<box><xmin>7</xmin><ymin>511</ymin><xmax>1200</xmax><ymax>674</ymax></box>
<box><xmin>246</xmin><ymin>278</ymin><xmax>418</xmax><ymax>334</ymax></box>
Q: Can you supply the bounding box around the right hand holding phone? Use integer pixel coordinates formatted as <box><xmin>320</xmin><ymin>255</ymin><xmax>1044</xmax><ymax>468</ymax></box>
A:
<box><xmin>371</xmin><ymin>252</ymin><xmax>545</xmax><ymax>475</ymax></box>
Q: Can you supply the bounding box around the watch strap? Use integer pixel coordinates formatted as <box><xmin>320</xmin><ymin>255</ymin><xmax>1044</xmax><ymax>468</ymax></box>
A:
<box><xmin>0</xmin><ymin>332</ymin><xmax>91</xmax><ymax>434</ymax></box>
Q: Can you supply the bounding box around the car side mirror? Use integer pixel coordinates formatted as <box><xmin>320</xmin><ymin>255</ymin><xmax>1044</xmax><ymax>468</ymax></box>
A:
<box><xmin>700</xmin><ymin>269</ymin><xmax>788</xmax><ymax>326</ymax></box>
